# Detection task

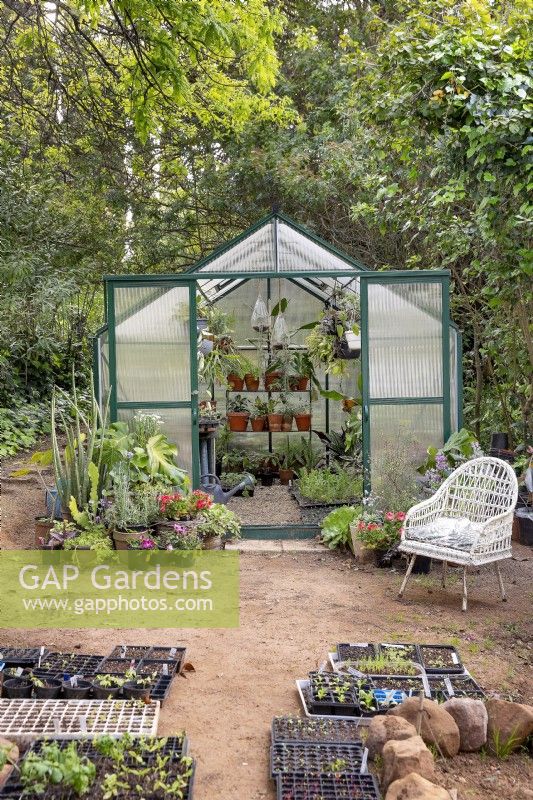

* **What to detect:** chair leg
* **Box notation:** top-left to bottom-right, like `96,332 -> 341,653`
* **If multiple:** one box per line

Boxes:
398,555 -> 416,598
462,567 -> 468,612
442,560 -> 447,588
494,562 -> 507,602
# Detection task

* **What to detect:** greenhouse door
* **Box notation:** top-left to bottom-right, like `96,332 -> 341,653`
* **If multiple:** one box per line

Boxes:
360,272 -> 451,495
107,280 -> 199,485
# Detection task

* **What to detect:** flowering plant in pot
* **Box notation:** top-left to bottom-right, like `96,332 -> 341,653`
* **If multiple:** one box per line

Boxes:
355,511 -> 405,566
196,503 -> 241,549
159,490 -> 212,521
227,394 -> 250,432
156,524 -> 203,550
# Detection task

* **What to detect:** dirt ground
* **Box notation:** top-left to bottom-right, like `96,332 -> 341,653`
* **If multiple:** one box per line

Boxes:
1,450 -> 532,800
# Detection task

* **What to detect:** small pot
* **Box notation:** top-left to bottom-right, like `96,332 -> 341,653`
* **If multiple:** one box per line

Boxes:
516,510 -> 533,546
34,678 -> 62,699
250,416 -> 266,432
227,374 -> 244,391
92,682 -> 121,699
62,680 -> 92,699
244,374 -> 260,391
412,555 -> 432,574
264,371 -> 282,391
260,472 -> 275,487
297,376 -> 309,392
281,414 -> 293,432
288,377 -> 301,392
113,528 -> 152,551
278,468 -> 294,485
35,517 -> 54,547
202,534 -> 222,550
490,432 -> 509,451
267,413 -> 283,432
334,336 -> 360,360
227,412 -> 249,432
2,679 -> 32,699
123,681 -> 151,701
294,413 -> 311,432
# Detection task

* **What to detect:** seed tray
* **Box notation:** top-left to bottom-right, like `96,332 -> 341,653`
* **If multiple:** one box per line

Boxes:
0,698 -> 159,739
109,645 -> 152,660
336,644 -> 377,664
276,772 -> 381,800
0,648 -> 48,667
98,658 -> 141,674
272,717 -> 363,745
308,673 -> 360,716
377,643 -> 420,663
446,675 -> 486,699
418,645 -> 464,675
149,674 -> 173,704
137,659 -> 178,677
271,742 -> 365,777
367,675 -> 429,696
37,653 -> 105,677
291,487 -> 359,509
426,677 -> 450,703
146,646 -> 186,665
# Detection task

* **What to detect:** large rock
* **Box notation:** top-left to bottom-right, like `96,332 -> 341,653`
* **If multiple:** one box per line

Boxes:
385,772 -> 451,800
442,698 -> 487,752
486,699 -> 533,754
0,738 -> 18,790
367,715 -> 418,760
389,698 -> 460,757
382,736 -> 436,790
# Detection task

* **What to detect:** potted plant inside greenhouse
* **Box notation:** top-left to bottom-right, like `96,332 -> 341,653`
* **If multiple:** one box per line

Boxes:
227,394 -> 251,432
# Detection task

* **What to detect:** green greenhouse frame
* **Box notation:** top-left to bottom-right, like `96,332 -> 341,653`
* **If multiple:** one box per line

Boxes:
93,212 -> 462,538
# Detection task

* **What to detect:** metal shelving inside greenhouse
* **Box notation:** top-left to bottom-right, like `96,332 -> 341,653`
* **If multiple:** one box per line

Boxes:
93,211 -> 462,538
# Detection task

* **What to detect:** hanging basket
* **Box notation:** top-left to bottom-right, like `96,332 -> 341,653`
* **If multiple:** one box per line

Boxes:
251,293 -> 270,332
334,335 -> 361,360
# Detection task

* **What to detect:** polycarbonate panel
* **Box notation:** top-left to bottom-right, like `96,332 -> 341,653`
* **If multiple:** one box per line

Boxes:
450,327 -> 459,431
369,403 -> 443,489
114,286 -> 190,402
117,407 -> 193,477
278,221 -> 360,273
367,282 -> 443,398
195,221 -> 275,273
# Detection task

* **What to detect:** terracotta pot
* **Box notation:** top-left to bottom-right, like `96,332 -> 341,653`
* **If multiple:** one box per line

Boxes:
281,415 -> 293,432
113,529 -> 152,551
288,377 -> 300,391
267,413 -> 283,432
264,371 -> 282,391
35,517 -> 54,547
250,416 -> 266,432
202,534 -> 222,550
278,468 -> 294,485
297,376 -> 309,391
244,374 -> 260,391
227,374 -> 244,391
342,398 -> 357,412
294,413 -> 311,432
227,412 -> 249,432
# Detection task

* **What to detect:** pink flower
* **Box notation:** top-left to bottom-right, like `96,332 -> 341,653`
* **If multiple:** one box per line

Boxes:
395,512 -> 406,521
367,523 -> 379,531
357,521 -> 366,530
385,512 -> 395,521
140,537 -> 156,549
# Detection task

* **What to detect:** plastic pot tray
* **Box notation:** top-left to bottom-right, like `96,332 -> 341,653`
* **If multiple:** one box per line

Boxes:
34,652 -> 105,677
296,681 -> 370,725
0,648 -> 49,667
276,772 -> 381,800
418,645 -> 465,675
272,717 -> 363,745
271,741 -> 366,777
0,698 -> 159,740
290,487 -> 360,509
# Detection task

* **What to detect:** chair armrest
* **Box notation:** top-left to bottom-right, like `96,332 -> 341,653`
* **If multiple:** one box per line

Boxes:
478,510 -> 514,539
402,491 -> 446,540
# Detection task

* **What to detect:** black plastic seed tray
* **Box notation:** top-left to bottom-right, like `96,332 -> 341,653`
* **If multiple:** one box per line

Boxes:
108,645 -> 152,660
146,646 -> 186,666
276,772 -> 381,800
447,675 -> 486,699
150,673 -> 173,704
308,673 -> 361,717
272,717 -> 363,745
418,644 -> 464,674
33,653 -> 105,677
0,647 -> 48,667
97,657 -> 140,674
137,659 -> 178,677
426,677 -> 449,703
336,643 -> 377,663
271,742 -> 365,777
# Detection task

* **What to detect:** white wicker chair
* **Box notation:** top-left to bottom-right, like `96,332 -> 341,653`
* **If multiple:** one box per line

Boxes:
398,457 -> 518,611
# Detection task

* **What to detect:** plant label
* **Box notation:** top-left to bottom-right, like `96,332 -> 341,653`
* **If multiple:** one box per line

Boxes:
15,667 -> 23,677
78,715 -> 88,733
170,648 -> 177,658
451,653 -> 459,664
162,664 -> 169,676
0,662 -> 4,672
120,645 -> 126,659
53,717 -> 61,733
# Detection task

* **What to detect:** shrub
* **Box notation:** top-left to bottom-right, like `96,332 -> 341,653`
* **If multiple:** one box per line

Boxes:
297,468 -> 361,504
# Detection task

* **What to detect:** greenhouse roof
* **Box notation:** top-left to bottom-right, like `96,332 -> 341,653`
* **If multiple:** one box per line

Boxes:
186,212 -> 369,276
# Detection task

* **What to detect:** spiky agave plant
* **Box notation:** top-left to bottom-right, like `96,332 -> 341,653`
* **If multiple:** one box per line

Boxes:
51,368 -> 111,513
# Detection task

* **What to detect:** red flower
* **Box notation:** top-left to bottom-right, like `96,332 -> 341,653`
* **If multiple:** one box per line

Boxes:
395,512 -> 406,521
385,511 -> 395,522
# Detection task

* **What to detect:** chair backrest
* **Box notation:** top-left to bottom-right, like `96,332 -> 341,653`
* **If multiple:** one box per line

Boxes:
441,457 -> 518,524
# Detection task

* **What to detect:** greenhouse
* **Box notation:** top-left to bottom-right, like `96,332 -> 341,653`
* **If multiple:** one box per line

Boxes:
94,212 -> 462,537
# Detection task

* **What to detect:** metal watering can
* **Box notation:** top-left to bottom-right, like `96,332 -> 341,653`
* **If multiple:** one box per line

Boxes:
200,473 -> 254,505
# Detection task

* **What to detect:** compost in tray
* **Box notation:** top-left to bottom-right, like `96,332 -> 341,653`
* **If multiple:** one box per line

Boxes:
418,645 -> 464,674
272,717 -> 363,744
276,772 -> 381,800
271,742 -> 365,777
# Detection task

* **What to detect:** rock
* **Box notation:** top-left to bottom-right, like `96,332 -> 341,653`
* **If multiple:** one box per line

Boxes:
486,699 -> 533,754
389,698 -> 460,757
385,772 -> 451,800
442,698 -> 487,751
0,738 -> 18,790
514,788 -> 533,800
382,736 -> 436,790
367,715 -> 418,760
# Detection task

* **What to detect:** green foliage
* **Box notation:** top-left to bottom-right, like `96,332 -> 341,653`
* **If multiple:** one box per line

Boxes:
297,467 -> 361,504
63,529 -> 114,559
21,740 -> 96,796
196,504 -> 242,540
0,403 -> 50,457
418,428 -> 481,473
320,505 -> 362,550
